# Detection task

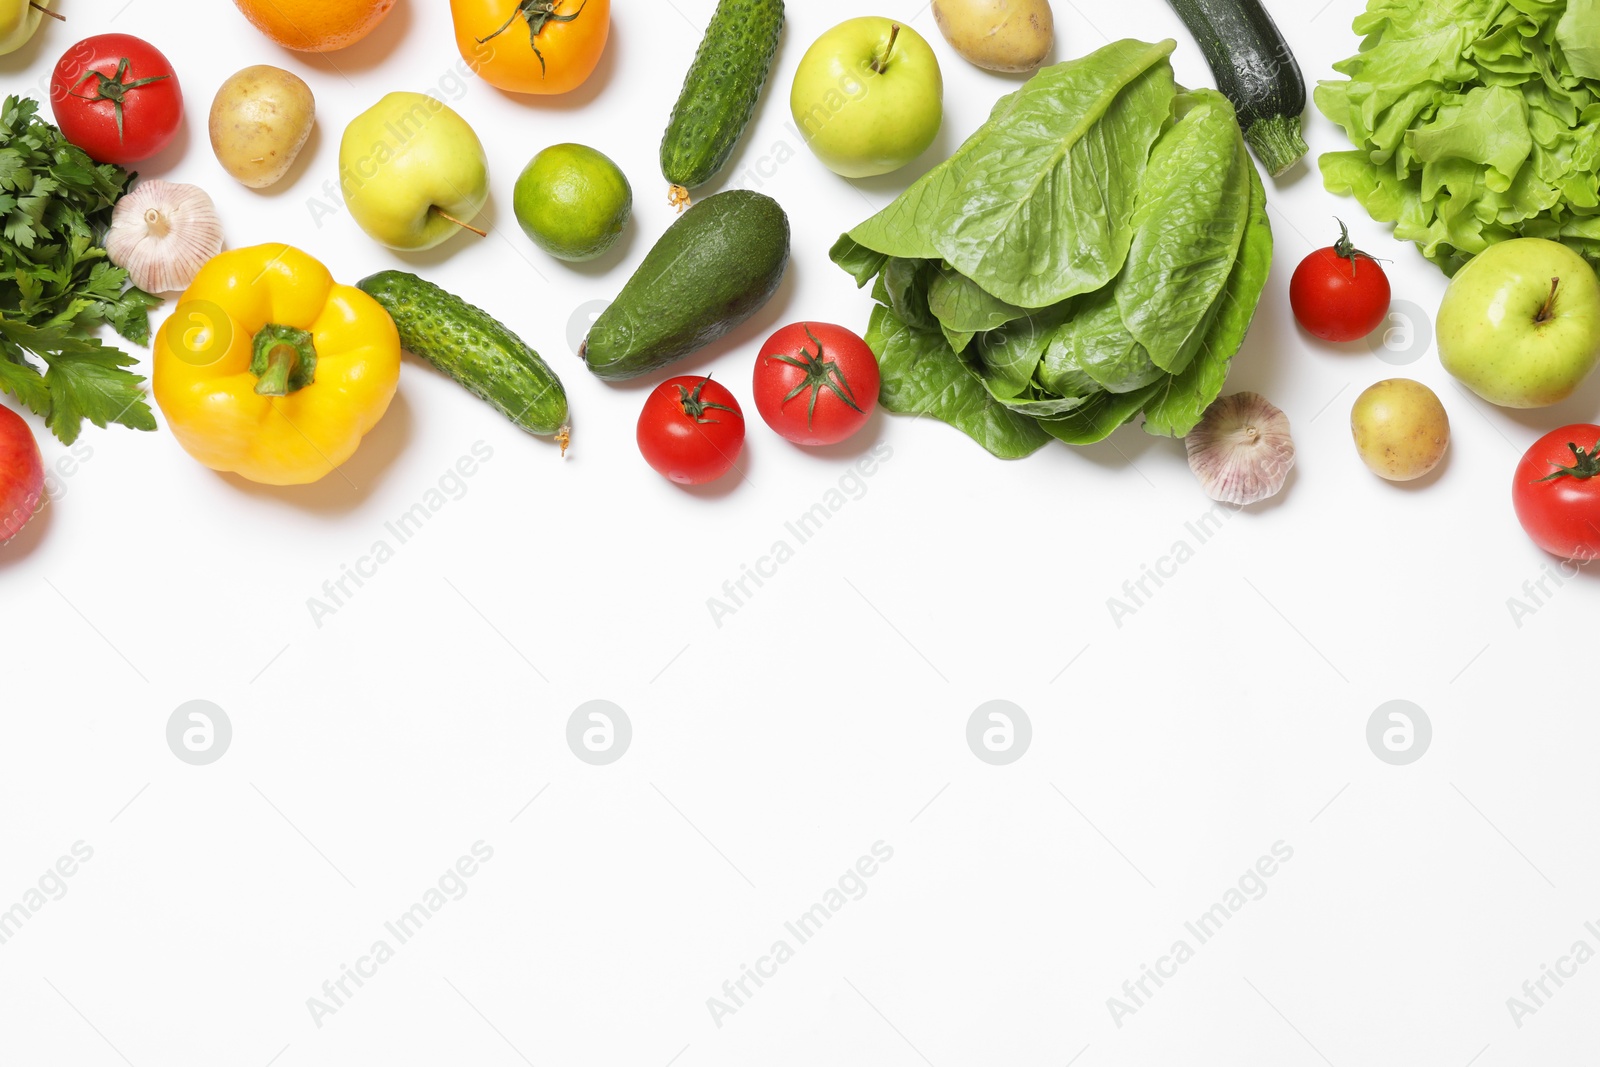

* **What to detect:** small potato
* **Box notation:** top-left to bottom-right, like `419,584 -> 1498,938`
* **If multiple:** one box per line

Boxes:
1351,379 -> 1450,482
932,0 -> 1054,74
209,65 -> 315,190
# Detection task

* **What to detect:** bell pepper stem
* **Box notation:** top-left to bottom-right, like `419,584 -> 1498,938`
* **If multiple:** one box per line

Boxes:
251,324 -> 318,397
255,345 -> 298,397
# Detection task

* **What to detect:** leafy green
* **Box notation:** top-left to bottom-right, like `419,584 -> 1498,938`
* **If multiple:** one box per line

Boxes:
1041,290 -> 1162,396
0,95 -> 161,444
847,38 -> 1179,308
1116,91 -> 1251,374
1317,0 -> 1600,275
1143,163 -> 1273,438
928,266 -> 1028,336
1039,381 -> 1165,446
865,305 -> 1051,459
1558,0 -> 1600,80
832,41 -> 1273,458
973,302 -> 1071,400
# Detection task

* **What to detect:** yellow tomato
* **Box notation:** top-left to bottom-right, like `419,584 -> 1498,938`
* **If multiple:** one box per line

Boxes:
451,0 -> 610,96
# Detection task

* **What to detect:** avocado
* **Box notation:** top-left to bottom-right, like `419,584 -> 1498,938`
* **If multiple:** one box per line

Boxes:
582,190 -> 790,381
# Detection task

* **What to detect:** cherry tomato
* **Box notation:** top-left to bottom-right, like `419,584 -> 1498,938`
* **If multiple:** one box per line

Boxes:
1512,424 -> 1600,560
50,34 -> 182,165
753,322 -> 880,446
1289,221 -> 1391,343
637,376 -> 745,486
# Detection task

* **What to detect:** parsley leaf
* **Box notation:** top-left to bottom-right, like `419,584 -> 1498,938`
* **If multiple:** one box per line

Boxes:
0,95 -> 164,443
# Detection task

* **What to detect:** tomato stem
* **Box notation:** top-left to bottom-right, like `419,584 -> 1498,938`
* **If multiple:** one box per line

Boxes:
771,325 -> 864,430
1536,439 -> 1600,482
678,377 -> 735,424
1536,278 -> 1560,325
1331,217 -> 1378,279
476,0 -> 587,78
68,57 -> 170,145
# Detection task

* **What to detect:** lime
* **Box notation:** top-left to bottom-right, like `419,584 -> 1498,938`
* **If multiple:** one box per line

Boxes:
513,144 -> 632,263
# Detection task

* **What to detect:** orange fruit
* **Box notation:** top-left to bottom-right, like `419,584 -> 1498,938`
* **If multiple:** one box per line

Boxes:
232,0 -> 397,52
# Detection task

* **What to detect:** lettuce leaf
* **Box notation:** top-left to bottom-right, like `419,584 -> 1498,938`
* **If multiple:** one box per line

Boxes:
848,38 -> 1178,308
1116,89 -> 1251,374
1142,162 -> 1274,438
1317,0 -> 1600,276
865,305 -> 1051,459
840,40 -> 1273,457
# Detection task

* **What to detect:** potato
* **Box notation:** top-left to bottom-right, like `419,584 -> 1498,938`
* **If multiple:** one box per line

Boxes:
1350,379 -> 1450,481
209,65 -> 315,190
932,0 -> 1054,74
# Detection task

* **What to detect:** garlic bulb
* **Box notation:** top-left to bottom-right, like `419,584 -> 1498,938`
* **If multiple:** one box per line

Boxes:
1184,392 -> 1295,506
105,181 -> 224,293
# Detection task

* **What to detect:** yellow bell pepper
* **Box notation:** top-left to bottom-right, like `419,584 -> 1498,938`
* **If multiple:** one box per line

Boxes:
154,245 -> 401,486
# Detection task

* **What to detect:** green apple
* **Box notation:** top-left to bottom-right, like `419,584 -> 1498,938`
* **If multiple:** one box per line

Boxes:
1438,238 -> 1600,408
0,0 -> 57,55
791,17 -> 943,179
339,92 -> 489,252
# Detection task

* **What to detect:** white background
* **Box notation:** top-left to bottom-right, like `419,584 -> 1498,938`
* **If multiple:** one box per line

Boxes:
2,0 -> 1597,1064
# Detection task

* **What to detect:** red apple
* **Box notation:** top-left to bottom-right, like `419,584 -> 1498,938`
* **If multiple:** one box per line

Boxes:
0,405 -> 44,542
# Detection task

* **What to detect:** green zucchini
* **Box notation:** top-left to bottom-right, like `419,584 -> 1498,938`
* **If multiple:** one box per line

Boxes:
659,0 -> 785,208
1165,0 -> 1307,177
357,271 -> 570,449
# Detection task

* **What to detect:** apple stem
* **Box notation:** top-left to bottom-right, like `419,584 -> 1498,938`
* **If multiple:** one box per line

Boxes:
31,2 -> 65,21
434,209 -> 487,239
1537,277 -> 1560,324
872,23 -> 901,75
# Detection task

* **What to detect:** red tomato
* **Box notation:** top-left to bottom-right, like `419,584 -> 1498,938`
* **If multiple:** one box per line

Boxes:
0,405 -> 45,544
1289,221 -> 1391,343
50,34 -> 182,165
1513,424 -> 1600,560
637,376 -> 745,486
753,322 -> 880,446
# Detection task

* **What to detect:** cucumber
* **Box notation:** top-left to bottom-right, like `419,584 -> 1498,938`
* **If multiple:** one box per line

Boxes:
357,271 -> 570,447
659,0 -> 785,208
582,189 -> 789,382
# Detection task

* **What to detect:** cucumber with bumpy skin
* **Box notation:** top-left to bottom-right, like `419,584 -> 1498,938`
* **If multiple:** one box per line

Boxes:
357,271 -> 570,448
659,0 -> 785,209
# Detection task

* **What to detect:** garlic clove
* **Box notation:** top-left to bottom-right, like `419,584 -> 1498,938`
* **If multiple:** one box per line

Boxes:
105,180 -> 225,294
1184,391 -> 1295,506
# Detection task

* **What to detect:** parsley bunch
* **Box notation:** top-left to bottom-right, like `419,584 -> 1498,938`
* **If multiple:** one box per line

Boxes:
0,95 -> 163,444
